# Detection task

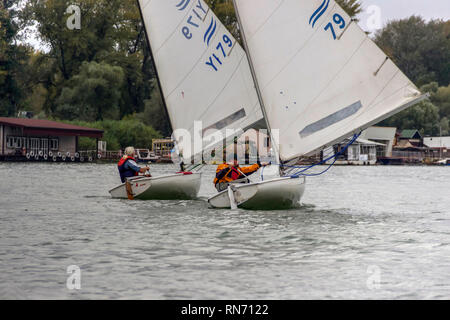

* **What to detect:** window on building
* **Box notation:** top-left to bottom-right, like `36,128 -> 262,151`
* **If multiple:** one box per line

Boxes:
6,137 -> 14,149
6,136 -> 25,149
50,139 -> 59,150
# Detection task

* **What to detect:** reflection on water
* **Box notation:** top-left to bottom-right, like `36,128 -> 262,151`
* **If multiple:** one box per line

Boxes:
0,163 -> 449,299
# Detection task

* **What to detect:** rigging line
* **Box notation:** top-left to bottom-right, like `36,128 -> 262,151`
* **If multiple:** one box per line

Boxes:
185,52 -> 248,133
151,0 -> 197,54
165,20 -> 222,99
290,133 -> 361,177
260,3 -> 337,94
285,36 -> 368,134
260,133 -> 360,180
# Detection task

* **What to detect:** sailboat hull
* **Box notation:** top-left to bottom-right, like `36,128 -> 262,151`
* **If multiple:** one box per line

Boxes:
109,173 -> 202,200
208,177 -> 306,210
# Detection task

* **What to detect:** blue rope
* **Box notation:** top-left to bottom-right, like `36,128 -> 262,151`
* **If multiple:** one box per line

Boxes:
259,132 -> 361,180
289,132 -> 361,178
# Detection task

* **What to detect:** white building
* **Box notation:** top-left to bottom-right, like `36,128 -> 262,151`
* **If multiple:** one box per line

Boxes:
325,138 -> 385,165
423,137 -> 450,159
423,137 -> 450,149
360,126 -> 397,157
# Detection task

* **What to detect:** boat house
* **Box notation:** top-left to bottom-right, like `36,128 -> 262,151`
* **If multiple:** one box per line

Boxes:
0,118 -> 103,161
360,126 -> 397,158
423,136 -> 450,159
152,138 -> 174,159
324,137 -> 385,165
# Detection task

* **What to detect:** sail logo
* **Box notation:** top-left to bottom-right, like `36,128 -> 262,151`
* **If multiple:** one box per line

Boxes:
176,0 -> 191,11
309,0 -> 330,28
176,0 -> 208,40
204,17 -> 217,46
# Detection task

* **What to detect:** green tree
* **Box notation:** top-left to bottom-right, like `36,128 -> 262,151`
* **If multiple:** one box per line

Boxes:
205,0 -> 239,40
432,85 -> 450,119
380,100 -> 441,136
0,0 -> 28,116
375,16 -> 450,87
21,0 -> 158,117
65,119 -> 162,151
55,61 -> 124,121
336,0 -> 363,19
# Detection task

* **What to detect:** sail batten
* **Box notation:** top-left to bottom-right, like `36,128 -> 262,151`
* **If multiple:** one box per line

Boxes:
233,0 -> 422,162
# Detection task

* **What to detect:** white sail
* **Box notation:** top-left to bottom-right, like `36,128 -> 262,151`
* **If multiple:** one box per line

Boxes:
233,0 -> 425,162
138,0 -> 264,161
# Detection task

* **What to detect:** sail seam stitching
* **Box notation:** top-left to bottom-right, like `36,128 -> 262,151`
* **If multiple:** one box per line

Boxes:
165,22 -> 221,99
261,3 -> 337,93
153,0 -> 197,54
286,36 -> 367,133
186,53 -> 249,132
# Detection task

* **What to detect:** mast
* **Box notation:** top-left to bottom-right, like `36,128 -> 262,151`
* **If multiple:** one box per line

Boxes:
136,0 -> 173,133
231,0 -> 282,167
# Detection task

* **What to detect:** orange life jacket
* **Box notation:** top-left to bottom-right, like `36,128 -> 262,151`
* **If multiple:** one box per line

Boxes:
213,163 -> 260,185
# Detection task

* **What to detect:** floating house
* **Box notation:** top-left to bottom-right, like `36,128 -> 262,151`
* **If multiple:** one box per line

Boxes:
398,129 -> 423,147
152,138 -> 174,159
0,118 -> 103,162
360,126 -> 397,158
324,137 -> 385,165
423,136 -> 450,159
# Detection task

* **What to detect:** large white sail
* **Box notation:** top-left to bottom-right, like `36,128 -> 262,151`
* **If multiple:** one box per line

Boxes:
138,0 -> 264,161
233,0 -> 425,162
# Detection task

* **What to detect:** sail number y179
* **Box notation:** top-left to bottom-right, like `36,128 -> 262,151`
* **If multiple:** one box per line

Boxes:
206,35 -> 233,72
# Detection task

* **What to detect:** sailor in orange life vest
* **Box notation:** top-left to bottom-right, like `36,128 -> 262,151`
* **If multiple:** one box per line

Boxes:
214,158 -> 269,192
118,146 -> 151,183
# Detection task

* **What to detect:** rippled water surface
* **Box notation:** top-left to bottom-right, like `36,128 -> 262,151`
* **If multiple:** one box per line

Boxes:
0,163 -> 449,299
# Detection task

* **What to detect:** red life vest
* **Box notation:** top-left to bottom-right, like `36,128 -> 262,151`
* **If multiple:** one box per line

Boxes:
118,155 -> 137,167
118,156 -> 139,183
229,167 -> 241,180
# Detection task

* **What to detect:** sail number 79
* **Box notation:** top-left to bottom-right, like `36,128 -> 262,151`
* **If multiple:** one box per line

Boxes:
324,13 -> 346,40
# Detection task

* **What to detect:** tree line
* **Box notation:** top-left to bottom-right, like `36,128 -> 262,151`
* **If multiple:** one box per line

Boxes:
0,0 -> 449,152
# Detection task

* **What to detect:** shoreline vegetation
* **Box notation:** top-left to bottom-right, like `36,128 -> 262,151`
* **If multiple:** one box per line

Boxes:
61,118 -> 162,151
0,0 -> 449,148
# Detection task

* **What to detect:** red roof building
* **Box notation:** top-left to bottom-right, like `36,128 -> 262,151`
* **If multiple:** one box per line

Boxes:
0,118 -> 103,161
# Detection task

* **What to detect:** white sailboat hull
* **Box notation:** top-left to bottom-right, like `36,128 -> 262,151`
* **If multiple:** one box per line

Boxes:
208,177 -> 306,210
109,173 -> 202,200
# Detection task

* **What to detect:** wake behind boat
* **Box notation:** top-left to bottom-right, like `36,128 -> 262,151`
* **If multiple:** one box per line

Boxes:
109,172 -> 201,200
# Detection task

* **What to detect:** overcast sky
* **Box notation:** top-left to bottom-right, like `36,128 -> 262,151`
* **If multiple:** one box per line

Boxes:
359,0 -> 450,31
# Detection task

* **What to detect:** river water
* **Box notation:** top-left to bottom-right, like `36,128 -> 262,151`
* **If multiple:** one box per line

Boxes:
0,163 -> 449,299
